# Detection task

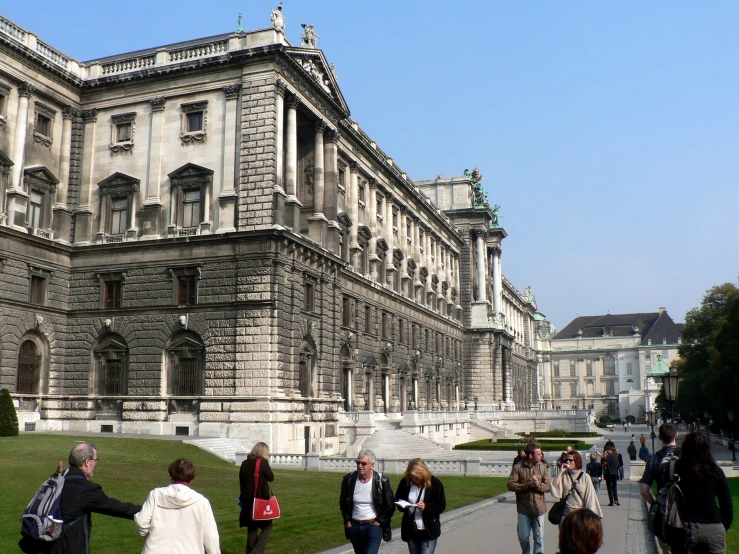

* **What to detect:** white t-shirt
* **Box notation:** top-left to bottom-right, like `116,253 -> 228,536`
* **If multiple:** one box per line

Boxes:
352,477 -> 377,521
409,483 -> 426,530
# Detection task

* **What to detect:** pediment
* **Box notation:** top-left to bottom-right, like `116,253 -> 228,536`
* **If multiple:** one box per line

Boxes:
168,163 -> 214,182
24,166 -> 59,186
98,172 -> 139,190
337,211 -> 352,228
285,49 -> 349,114
358,225 -> 372,240
0,148 -> 12,167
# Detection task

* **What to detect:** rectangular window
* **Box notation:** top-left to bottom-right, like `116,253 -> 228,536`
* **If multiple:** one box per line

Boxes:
425,329 -> 429,351
358,183 -> 366,203
187,111 -> 204,132
381,312 -> 388,339
342,296 -> 350,327
105,281 -> 122,309
554,383 -> 561,398
412,325 -> 418,348
570,362 -> 576,377
110,197 -> 128,235
28,191 -> 43,229
554,362 -> 560,378
338,167 -> 346,189
36,113 -> 52,136
304,282 -> 314,311
177,276 -> 197,306
626,362 -> 633,375
392,209 -> 398,227
365,306 -> 372,333
446,338 -> 450,357
586,360 -> 593,376
399,319 -> 405,343
182,190 -> 201,228
436,334 -> 441,354
116,122 -> 132,142
662,350 -> 669,359
30,276 -> 46,305
606,381 -> 615,396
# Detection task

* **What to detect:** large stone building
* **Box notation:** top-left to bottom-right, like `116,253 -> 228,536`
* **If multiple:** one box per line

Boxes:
548,309 -> 684,421
0,11 -> 552,453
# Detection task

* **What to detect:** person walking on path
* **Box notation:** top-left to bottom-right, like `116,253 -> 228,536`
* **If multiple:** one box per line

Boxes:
623,421 -> 628,433
556,509 -> 604,554
24,442 -> 142,554
550,452 -> 603,524
239,442 -> 275,554
507,442 -> 552,554
639,423 -> 680,554
639,435 -> 649,461
585,453 -> 603,494
626,440 -> 637,461
135,458 -> 220,554
394,458 -> 446,554
339,449 -> 395,554
513,449 -> 526,467
603,447 -> 621,506
667,432 -> 733,554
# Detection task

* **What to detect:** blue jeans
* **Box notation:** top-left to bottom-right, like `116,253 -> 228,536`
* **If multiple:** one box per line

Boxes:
407,536 -> 438,554
347,521 -> 383,554
517,512 -> 545,554
591,477 -> 601,494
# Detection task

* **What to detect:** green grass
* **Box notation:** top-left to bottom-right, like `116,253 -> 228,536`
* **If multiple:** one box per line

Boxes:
0,435 -> 509,554
728,478 -> 739,553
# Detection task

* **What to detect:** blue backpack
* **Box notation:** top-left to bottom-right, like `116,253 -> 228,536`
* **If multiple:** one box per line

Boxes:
21,467 -> 84,542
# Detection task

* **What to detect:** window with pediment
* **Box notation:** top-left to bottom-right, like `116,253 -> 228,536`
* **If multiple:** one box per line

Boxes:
93,334 -> 128,395
167,331 -> 205,396
97,173 -> 139,242
358,225 -> 371,274
168,164 -> 213,236
23,167 -> 58,238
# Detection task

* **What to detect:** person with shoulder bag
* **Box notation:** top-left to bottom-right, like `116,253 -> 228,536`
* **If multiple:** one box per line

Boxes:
239,442 -> 275,554
394,458 -> 446,554
550,452 -> 602,525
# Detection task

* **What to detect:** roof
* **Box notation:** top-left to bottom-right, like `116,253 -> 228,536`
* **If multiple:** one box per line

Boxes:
553,310 -> 683,346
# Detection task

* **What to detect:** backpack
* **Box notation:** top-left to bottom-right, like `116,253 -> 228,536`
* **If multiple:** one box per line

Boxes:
647,457 -> 692,549
21,467 -> 83,542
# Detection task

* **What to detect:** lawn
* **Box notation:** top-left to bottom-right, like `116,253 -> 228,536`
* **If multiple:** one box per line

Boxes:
0,435 -> 509,554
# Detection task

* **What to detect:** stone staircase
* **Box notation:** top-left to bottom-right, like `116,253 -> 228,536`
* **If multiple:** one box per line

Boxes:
359,424 -> 465,461
183,437 -> 250,463
469,418 -> 518,441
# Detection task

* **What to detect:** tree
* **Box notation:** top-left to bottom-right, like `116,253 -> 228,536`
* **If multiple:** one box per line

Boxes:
674,282 -> 739,431
0,388 -> 19,436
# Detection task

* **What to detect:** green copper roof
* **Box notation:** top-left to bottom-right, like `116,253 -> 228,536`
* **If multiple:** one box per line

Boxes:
647,354 -> 670,377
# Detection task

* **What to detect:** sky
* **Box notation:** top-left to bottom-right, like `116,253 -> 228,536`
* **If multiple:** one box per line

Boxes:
4,1 -> 739,330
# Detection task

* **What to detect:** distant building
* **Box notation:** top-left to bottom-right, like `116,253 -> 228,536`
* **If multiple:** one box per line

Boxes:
548,308 -> 683,420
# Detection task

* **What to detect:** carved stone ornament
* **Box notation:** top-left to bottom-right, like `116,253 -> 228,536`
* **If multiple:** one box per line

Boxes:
103,318 -> 112,331
412,350 -> 421,362
178,314 -> 188,329
304,158 -> 314,195
300,23 -> 320,48
490,245 -> 502,256
341,331 -> 355,350
293,54 -> 331,94
62,106 -> 79,120
419,266 -> 429,280
81,108 -> 98,123
18,82 -> 36,98
35,315 -> 43,329
382,342 -> 392,359
223,83 -> 242,100
271,3 -> 285,32
298,318 -> 319,347
407,258 -> 417,273
150,97 -> 166,112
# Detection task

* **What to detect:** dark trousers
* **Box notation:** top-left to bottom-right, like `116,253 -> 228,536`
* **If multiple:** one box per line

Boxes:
247,521 -> 273,554
605,474 -> 619,504
347,521 -> 383,554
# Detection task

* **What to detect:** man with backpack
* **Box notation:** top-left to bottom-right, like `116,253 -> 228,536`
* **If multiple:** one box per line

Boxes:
639,423 -> 680,554
20,442 -> 141,553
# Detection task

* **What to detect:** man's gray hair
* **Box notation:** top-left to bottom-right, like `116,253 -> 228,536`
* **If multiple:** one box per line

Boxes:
356,449 -> 376,464
69,442 -> 96,467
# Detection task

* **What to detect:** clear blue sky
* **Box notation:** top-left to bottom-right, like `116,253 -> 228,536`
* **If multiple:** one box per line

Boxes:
5,1 -> 739,330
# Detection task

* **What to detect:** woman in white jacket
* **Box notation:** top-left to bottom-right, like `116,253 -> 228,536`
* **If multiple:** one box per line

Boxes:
550,451 -> 603,524
135,458 -> 220,554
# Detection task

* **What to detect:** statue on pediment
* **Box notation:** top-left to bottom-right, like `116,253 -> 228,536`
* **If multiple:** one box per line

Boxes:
271,3 -> 285,32
301,23 -> 320,48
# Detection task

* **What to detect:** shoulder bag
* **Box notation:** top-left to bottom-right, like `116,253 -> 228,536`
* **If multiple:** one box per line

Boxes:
548,472 -> 583,525
252,458 -> 281,521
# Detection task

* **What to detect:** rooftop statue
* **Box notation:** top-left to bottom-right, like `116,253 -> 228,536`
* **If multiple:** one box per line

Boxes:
301,23 -> 320,48
271,3 -> 285,33
464,167 -> 500,227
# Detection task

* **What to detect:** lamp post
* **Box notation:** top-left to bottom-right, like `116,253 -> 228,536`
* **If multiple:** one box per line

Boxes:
647,409 -> 656,454
729,410 -> 736,462
660,368 -> 680,423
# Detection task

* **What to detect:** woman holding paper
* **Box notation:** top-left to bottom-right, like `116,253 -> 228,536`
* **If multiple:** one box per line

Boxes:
394,458 -> 446,554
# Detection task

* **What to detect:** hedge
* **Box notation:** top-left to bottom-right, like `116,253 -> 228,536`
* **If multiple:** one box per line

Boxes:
520,430 -> 600,438
0,388 -> 19,436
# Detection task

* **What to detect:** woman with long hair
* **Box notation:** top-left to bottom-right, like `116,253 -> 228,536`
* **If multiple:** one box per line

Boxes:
668,432 -> 733,554
394,458 -> 446,554
550,452 -> 602,524
239,442 -> 275,554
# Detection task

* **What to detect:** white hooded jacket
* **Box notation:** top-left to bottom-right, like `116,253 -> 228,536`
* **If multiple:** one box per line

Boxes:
135,484 -> 220,554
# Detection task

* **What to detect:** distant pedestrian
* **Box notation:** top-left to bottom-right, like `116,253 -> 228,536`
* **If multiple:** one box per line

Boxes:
617,451 -> 624,480
639,442 -> 649,461
627,440 -> 637,461
394,458 -> 446,554
240,442 -> 275,554
603,448 -> 621,506
550,452 -> 602,524
585,454 -> 603,494
507,442 -> 552,554
623,421 -> 628,433
627,421 -> 631,432
556,508 -> 603,554
513,449 -> 526,467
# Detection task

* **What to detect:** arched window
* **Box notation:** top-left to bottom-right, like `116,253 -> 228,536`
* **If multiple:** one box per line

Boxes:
17,340 -> 41,393
93,335 -> 128,395
167,331 -> 205,396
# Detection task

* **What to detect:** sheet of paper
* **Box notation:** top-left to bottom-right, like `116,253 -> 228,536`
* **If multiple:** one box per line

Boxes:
394,499 -> 417,509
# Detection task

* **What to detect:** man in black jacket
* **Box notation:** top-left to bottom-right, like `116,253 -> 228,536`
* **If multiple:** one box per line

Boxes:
50,442 -> 141,553
339,449 -> 395,554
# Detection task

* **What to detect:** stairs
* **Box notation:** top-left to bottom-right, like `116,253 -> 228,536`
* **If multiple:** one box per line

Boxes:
183,437 -> 250,463
470,418 -> 518,440
359,425 -> 464,461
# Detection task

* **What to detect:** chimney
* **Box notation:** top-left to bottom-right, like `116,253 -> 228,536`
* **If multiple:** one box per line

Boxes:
658,307 -> 666,315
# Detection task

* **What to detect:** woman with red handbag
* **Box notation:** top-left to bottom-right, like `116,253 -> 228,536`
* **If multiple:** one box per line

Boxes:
239,442 -> 275,554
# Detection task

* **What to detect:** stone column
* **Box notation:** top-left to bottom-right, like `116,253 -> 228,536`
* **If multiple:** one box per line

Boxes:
324,129 -> 341,254
348,161 -> 360,267
218,84 -> 241,233
503,347 -> 512,407
95,190 -> 107,241
127,186 -> 139,239
475,230 -> 488,302
6,82 -> 34,230
142,97 -> 165,237
400,207 -> 410,296
308,120 -> 327,246
413,218 -> 423,300
384,193 -> 394,285
52,106 -> 76,241
74,108 -> 98,244
445,245 -> 453,309
368,179 -> 379,281
284,95 -> 301,231
493,245 -> 503,316
271,80 -> 286,228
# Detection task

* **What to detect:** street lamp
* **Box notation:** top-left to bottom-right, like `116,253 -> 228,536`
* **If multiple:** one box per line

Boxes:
729,410 -> 736,462
661,369 -> 680,423
647,409 -> 656,454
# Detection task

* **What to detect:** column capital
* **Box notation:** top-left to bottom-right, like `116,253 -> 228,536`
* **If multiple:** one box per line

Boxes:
325,129 -> 341,143
286,94 -> 301,109
81,108 -> 98,123
18,82 -> 35,98
490,245 -> 502,255
399,205 -> 408,214
149,97 -> 166,112
223,83 -> 242,100
472,227 -> 488,239
349,160 -> 359,171
62,106 -> 79,120
275,78 -> 287,97
368,177 -> 379,189
314,120 -> 327,134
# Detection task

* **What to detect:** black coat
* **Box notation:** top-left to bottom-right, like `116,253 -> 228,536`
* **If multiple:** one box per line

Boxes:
42,466 -> 140,554
239,457 -> 275,527
394,476 -> 446,542
339,470 -> 395,540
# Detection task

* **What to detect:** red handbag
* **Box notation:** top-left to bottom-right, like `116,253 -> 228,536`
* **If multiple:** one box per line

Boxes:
252,458 -> 280,521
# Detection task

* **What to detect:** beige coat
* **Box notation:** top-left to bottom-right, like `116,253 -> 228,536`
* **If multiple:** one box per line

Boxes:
507,462 -> 552,516
550,469 -> 603,518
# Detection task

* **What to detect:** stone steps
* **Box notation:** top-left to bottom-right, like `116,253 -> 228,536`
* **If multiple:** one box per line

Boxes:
360,429 -> 464,461
183,437 -> 249,463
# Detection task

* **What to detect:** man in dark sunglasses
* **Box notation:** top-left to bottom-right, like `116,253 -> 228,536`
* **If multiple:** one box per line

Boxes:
339,449 -> 395,554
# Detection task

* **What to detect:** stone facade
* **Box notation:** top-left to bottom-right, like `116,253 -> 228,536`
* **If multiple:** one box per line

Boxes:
0,14 -> 551,454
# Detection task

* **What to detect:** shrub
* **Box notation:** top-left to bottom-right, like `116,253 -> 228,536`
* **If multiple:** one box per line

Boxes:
625,415 -> 636,424
0,388 -> 19,436
522,430 -> 600,438
599,415 -> 612,424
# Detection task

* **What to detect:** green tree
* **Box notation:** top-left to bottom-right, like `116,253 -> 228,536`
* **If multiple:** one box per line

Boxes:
674,282 -> 739,430
0,387 -> 19,436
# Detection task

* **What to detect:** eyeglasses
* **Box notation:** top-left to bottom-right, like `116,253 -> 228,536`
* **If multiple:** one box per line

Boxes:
356,461 -> 371,466
90,457 -> 99,463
